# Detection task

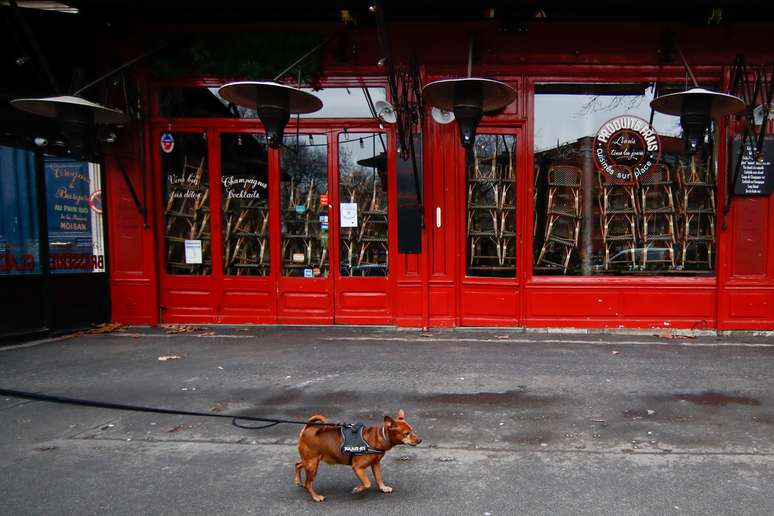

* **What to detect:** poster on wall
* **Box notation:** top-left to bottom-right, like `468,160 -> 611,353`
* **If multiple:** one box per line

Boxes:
732,136 -> 774,196
45,158 -> 105,273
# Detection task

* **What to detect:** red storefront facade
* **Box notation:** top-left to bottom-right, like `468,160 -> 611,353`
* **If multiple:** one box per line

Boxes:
105,20 -> 774,331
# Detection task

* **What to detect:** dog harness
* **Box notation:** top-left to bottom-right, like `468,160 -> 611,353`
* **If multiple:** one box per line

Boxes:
340,423 -> 385,463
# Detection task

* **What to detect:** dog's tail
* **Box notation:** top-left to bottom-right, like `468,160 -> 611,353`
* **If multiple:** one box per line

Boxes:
300,415 -> 328,438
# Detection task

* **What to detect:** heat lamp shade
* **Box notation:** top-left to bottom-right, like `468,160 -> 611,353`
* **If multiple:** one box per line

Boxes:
650,88 -> 746,118
357,152 -> 387,170
10,95 -> 129,125
217,81 -> 322,114
422,78 -> 516,113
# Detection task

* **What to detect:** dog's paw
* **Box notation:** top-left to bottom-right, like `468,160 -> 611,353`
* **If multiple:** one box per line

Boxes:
352,485 -> 369,494
312,494 -> 326,502
379,485 -> 393,493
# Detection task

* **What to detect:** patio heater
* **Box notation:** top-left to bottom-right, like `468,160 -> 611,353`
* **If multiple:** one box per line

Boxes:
422,38 -> 516,147
10,95 -> 129,155
217,81 -> 323,148
650,48 -> 745,154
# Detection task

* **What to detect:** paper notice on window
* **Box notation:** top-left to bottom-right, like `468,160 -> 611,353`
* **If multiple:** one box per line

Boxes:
340,203 -> 358,227
184,239 -> 203,264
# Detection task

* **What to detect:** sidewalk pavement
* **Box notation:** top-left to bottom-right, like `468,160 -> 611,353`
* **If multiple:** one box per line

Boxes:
2,326 -> 774,515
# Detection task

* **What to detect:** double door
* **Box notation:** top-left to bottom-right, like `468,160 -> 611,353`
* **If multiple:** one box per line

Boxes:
155,127 -> 394,324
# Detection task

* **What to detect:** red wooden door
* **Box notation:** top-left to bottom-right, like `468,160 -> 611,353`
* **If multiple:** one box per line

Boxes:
331,128 -> 395,324
456,129 -> 524,326
275,132 -> 335,324
155,128 -> 221,323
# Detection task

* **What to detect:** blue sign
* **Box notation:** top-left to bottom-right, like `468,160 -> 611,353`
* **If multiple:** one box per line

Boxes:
45,159 -> 103,272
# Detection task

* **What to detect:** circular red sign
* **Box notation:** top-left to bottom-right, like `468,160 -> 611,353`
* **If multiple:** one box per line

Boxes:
593,116 -> 661,184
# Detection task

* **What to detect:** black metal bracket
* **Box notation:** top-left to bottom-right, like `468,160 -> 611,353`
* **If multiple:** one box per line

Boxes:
723,56 -> 774,229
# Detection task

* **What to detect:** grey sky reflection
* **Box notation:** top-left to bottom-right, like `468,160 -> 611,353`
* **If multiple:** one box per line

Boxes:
534,84 -> 682,152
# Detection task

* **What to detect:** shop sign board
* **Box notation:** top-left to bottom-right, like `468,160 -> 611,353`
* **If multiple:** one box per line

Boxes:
732,135 -> 774,196
593,116 -> 661,183
45,159 -> 105,273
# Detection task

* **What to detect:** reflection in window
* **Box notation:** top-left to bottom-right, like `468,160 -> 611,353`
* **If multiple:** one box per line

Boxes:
280,134 -> 329,277
338,132 -> 388,277
533,83 -> 716,276
160,87 -> 386,119
162,132 -> 210,275
0,146 -> 39,275
467,135 -> 517,277
45,159 -> 105,274
221,133 -> 269,276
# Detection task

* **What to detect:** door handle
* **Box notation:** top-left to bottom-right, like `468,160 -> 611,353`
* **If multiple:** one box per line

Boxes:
436,207 -> 442,228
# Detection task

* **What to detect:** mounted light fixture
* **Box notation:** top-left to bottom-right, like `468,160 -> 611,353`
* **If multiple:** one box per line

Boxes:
218,81 -> 322,148
650,87 -> 745,154
10,95 -> 129,155
374,100 -> 397,124
431,106 -> 455,124
422,37 -> 516,147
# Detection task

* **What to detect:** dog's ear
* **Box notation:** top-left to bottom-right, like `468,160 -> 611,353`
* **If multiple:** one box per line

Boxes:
397,409 -> 406,421
384,415 -> 395,428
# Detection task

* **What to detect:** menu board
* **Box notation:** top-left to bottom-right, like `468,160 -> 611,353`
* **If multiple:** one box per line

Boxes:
732,136 -> 774,196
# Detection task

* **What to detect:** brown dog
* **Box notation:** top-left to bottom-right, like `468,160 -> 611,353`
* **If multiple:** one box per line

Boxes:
294,409 -> 421,502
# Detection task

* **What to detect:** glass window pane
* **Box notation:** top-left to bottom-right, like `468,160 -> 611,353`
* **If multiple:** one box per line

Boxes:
162,132 -> 211,275
45,158 -> 106,274
160,87 -> 386,119
467,135 -> 517,277
280,134 -> 329,277
221,133 -> 270,276
338,132 -> 388,277
533,83 -> 717,276
0,146 -> 40,275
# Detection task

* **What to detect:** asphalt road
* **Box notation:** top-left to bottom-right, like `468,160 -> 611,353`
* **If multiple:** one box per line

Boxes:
2,326 -> 774,515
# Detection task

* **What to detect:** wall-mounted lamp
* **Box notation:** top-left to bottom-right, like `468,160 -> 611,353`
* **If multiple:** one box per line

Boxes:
650,87 -> 745,154
218,81 -> 323,148
374,100 -> 397,124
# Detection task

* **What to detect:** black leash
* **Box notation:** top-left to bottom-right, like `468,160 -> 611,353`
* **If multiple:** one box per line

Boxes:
0,388 -> 342,430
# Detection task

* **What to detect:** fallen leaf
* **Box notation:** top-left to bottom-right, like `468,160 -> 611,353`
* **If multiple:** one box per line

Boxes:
82,322 -> 125,335
494,335 -> 509,340
199,331 -> 216,337
163,324 -> 207,334
158,355 -> 181,361
419,332 -> 433,337
611,350 -> 621,355
165,425 -> 183,433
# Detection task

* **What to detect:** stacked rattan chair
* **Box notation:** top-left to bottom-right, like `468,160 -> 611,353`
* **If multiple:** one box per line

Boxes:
677,157 -> 716,269
639,163 -> 677,269
598,167 -> 638,270
535,164 -> 583,274
164,156 -> 211,274
467,140 -> 516,275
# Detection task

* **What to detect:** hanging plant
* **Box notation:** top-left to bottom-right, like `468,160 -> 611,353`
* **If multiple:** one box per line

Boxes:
150,32 -> 323,83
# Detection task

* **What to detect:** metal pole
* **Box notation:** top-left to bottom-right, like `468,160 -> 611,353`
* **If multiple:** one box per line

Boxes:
676,46 -> 700,89
73,45 -> 166,96
273,34 -> 336,82
467,36 -> 473,78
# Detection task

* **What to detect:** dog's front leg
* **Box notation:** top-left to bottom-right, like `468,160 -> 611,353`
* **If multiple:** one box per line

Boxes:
351,465 -> 372,494
371,461 -> 393,493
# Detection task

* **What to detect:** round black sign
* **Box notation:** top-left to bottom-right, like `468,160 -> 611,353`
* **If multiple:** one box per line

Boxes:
593,116 -> 661,183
